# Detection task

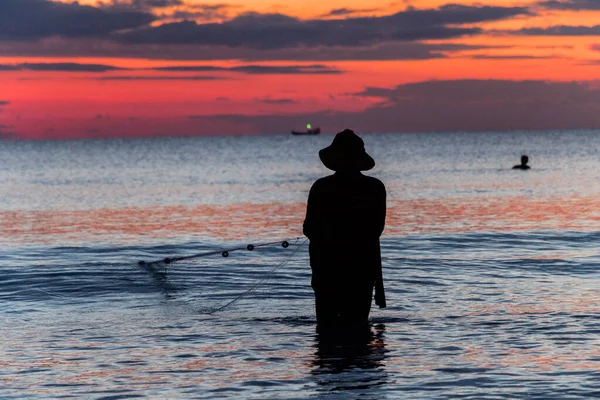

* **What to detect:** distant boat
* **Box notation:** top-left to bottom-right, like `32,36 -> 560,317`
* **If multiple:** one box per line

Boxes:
291,127 -> 320,135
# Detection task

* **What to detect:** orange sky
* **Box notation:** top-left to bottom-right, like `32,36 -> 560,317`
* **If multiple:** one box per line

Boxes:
2,0 -> 600,139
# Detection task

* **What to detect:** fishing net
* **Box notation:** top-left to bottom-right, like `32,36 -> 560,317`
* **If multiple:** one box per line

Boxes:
137,237 -> 309,314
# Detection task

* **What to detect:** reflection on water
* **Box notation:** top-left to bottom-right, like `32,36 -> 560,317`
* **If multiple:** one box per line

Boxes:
311,324 -> 388,398
2,132 -> 600,398
1,194 -> 599,246
2,231 -> 600,398
1,131 -> 599,247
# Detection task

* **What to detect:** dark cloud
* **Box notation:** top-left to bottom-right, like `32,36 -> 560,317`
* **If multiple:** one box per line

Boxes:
321,8 -> 379,17
354,80 -> 600,104
0,63 -> 123,72
141,0 -> 182,7
538,0 -> 600,10
0,62 -> 342,74
0,101 -> 10,106
254,97 -> 296,105
0,65 -> 20,71
231,65 -> 342,74
0,124 -> 16,139
96,75 -> 222,80
115,5 -> 530,48
164,10 -> 225,21
0,2 -> 529,60
200,80 -> 600,133
517,25 -> 600,35
469,54 -> 555,59
136,42 -> 466,61
104,0 -> 183,11
151,64 -> 343,74
229,42 -> 482,61
0,36 -> 493,61
151,65 -> 221,71
160,4 -> 233,21
0,0 -> 155,40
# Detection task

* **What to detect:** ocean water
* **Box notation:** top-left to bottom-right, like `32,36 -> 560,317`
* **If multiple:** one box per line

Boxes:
1,130 -> 600,399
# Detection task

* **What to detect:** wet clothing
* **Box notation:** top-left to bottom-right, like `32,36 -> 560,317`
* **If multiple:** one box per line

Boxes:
303,171 -> 386,327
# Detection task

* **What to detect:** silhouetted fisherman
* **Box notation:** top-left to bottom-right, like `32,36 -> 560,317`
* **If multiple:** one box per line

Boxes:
303,129 -> 386,328
513,155 -> 531,170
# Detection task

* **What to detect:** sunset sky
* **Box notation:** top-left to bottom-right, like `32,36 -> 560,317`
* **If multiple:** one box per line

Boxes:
2,0 -> 600,139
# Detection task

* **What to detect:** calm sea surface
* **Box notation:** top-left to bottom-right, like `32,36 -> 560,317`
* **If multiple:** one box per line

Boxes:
1,131 -> 600,399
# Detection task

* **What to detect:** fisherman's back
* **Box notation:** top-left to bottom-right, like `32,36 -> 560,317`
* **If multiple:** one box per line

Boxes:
303,129 -> 387,327
303,172 -> 386,243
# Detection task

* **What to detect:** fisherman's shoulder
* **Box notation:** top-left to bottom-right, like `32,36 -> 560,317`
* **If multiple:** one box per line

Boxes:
309,175 -> 336,191
313,174 -> 337,185
362,175 -> 386,191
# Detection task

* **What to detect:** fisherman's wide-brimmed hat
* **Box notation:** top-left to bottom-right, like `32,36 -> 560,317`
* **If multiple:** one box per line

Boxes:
319,129 -> 375,171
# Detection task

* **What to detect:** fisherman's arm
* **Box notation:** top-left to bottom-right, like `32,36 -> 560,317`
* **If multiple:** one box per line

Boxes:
303,184 -> 320,240
374,181 -> 387,308
376,182 -> 387,236
363,179 -> 386,237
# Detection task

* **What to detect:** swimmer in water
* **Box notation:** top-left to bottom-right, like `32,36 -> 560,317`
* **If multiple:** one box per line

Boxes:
513,155 -> 530,170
